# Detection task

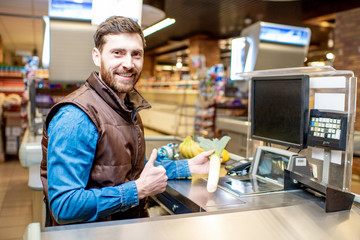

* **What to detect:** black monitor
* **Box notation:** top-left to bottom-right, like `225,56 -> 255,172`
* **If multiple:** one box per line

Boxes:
251,75 -> 309,149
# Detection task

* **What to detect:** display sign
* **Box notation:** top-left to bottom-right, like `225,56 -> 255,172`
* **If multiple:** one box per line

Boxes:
259,22 -> 310,46
48,0 -> 143,25
49,0 -> 93,20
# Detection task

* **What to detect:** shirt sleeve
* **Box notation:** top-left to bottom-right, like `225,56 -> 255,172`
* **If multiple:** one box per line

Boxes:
154,159 -> 192,179
47,105 -> 139,225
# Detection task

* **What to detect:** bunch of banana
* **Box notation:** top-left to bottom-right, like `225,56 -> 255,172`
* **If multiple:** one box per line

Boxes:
179,136 -> 204,158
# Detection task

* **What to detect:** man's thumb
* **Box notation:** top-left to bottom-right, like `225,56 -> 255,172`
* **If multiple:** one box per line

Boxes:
147,148 -> 157,166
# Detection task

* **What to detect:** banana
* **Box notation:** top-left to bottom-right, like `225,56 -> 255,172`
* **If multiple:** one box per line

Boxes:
187,140 -> 197,158
180,136 -> 192,158
183,139 -> 191,158
179,140 -> 186,155
191,142 -> 204,157
179,136 -> 205,159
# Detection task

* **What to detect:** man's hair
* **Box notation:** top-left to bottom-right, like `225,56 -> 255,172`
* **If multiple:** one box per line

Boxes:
93,16 -> 146,52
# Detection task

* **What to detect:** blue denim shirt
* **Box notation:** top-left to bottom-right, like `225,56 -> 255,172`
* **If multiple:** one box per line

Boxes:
47,105 -> 191,224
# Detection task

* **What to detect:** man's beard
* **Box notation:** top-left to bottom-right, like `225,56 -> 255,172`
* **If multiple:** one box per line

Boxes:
100,62 -> 140,94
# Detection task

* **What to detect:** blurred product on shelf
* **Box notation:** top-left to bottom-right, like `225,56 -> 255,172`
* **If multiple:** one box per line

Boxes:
0,65 -> 23,77
1,93 -> 24,160
194,64 -> 225,139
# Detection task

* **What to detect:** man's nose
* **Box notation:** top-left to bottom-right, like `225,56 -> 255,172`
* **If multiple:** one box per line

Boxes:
122,54 -> 134,69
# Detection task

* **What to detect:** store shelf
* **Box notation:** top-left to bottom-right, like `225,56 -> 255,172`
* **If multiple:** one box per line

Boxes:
139,89 -> 198,94
0,74 -> 23,78
193,79 -> 216,139
0,87 -> 25,93
194,113 -> 214,119
36,88 -> 77,96
0,76 -> 25,94
139,80 -> 199,87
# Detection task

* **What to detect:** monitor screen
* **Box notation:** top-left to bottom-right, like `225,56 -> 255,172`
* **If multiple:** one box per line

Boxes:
251,75 -> 309,149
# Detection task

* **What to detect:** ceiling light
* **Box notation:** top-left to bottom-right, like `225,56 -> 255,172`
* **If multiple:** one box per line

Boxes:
176,57 -> 183,68
309,61 -> 326,67
176,62 -> 183,69
320,21 -> 331,28
326,52 -> 334,60
143,18 -> 175,37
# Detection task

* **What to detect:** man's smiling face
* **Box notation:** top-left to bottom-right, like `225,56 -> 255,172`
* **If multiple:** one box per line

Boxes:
93,33 -> 144,96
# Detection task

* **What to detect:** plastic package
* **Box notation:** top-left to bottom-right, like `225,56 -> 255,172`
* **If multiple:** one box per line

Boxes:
157,143 -> 180,160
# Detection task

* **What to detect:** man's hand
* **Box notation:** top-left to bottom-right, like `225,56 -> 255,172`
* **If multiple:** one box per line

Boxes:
188,150 -> 215,175
135,149 -> 168,199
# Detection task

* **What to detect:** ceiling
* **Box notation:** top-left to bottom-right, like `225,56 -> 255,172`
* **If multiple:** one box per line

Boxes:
0,0 -> 47,59
1,0 -> 360,65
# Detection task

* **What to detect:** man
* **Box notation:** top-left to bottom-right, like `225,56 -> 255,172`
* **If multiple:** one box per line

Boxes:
40,16 -> 214,226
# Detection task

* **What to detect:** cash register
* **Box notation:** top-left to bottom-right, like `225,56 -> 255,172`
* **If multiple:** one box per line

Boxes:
218,75 -> 311,195
218,73 -> 355,212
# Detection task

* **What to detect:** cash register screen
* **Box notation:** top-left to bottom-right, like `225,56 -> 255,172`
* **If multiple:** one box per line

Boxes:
251,75 -> 309,149
257,150 -> 289,183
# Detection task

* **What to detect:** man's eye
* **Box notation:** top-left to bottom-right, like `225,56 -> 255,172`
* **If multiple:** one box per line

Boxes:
113,50 -> 125,55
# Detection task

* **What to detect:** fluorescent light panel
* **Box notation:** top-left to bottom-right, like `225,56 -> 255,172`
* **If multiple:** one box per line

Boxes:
143,18 -> 175,37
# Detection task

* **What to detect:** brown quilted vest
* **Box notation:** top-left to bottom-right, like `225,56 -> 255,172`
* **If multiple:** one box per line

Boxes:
40,72 -> 151,226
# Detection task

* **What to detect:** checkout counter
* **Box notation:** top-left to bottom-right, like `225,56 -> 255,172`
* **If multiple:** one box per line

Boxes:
22,135 -> 360,240
22,67 -> 360,239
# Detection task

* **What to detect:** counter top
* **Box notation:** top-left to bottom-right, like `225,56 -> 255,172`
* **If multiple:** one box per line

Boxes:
163,177 -> 323,212
28,164 -> 42,191
34,193 -> 360,240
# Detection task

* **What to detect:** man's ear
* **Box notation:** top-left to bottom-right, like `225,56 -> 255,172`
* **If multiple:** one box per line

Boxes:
92,48 -> 101,67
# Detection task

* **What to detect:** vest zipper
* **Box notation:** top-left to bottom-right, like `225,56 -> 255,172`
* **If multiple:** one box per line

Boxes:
131,110 -> 139,180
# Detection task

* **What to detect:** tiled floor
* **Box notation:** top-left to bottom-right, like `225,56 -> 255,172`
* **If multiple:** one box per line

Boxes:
0,127 -> 359,240
0,159 -> 32,240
